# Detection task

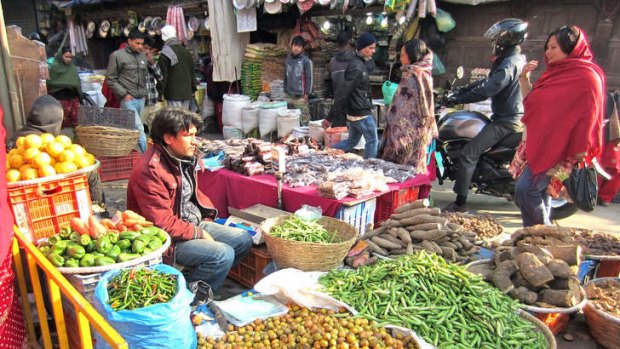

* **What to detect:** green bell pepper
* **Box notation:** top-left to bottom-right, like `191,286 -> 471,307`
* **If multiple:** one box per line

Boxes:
51,241 -> 68,256
95,236 -> 111,254
117,253 -> 141,263
79,254 -> 96,267
64,258 -> 80,268
142,247 -> 153,255
140,226 -> 160,236
38,246 -> 51,256
79,234 -> 92,247
69,231 -> 81,244
135,234 -> 152,245
86,240 -> 96,253
116,239 -> 131,250
119,231 -> 141,241
67,245 -> 86,259
58,226 -> 73,239
48,235 -> 63,245
95,256 -> 116,266
47,253 -> 65,267
131,239 -> 145,254
156,229 -> 168,243
106,245 -> 121,261
107,232 -> 119,244
148,238 -> 162,250
91,252 -> 104,257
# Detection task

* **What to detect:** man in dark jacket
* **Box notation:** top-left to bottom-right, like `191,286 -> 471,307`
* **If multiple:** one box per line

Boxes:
126,108 -> 252,291
158,25 -> 197,111
323,32 -> 378,159
106,29 -> 149,152
328,32 -> 355,127
444,18 -> 528,212
284,36 -> 313,124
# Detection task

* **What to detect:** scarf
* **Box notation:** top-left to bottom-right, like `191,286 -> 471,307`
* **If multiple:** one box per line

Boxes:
522,28 -> 605,175
47,52 -> 82,95
381,52 -> 436,172
161,39 -> 181,67
15,95 -> 64,138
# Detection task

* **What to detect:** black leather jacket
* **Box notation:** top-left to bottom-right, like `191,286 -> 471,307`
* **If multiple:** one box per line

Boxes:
453,47 -> 526,123
329,53 -> 375,126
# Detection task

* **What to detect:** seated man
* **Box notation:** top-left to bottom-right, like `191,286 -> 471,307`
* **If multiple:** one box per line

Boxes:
126,108 -> 252,291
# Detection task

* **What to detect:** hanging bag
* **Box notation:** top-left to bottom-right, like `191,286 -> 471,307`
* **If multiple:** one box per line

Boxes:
563,162 -> 598,212
382,63 -> 399,106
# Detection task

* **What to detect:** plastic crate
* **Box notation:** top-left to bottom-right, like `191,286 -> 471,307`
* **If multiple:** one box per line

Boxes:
334,198 -> 376,236
228,245 -> 272,288
8,174 -> 92,242
374,186 -> 420,225
97,150 -> 141,182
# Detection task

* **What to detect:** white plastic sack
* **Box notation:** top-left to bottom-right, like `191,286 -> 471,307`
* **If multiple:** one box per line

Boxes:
292,126 -> 309,138
222,94 -> 250,130
259,106 -> 286,137
222,125 -> 244,140
276,109 -> 301,137
308,120 -> 325,143
202,96 -> 215,118
241,103 -> 261,134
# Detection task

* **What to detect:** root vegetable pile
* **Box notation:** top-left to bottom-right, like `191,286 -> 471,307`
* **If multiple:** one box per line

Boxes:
571,228 -> 620,256
107,268 -> 177,311
441,212 -> 503,240
269,216 -> 340,243
363,199 -> 479,263
320,252 -> 547,348
586,279 -> 620,318
196,305 -> 420,349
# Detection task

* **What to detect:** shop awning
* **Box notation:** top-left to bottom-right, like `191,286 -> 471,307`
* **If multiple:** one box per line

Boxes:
440,0 -> 509,5
50,0 -> 118,9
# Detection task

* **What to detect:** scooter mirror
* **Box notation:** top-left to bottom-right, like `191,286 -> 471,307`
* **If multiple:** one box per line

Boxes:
456,66 -> 464,80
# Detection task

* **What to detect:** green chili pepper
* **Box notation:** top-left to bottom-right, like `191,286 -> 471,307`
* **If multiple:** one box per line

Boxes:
67,245 -> 86,259
79,254 -> 96,267
116,239 -> 131,250
47,253 -> 65,267
106,245 -> 121,261
131,239 -> 145,254
95,236 -> 111,254
64,258 -> 80,268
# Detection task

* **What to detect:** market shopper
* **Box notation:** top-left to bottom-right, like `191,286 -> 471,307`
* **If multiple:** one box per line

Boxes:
323,32 -> 378,159
380,39 -> 437,173
142,36 -> 164,130
513,25 -> 605,226
443,18 -> 528,213
158,25 -> 197,112
126,108 -> 252,291
106,29 -> 148,153
329,32 -> 355,125
47,47 -> 82,128
284,35 -> 313,124
0,104 -> 28,349
596,91 -> 620,206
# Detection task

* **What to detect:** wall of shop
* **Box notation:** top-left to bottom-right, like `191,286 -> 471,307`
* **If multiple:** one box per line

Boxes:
1,0 -> 37,37
439,0 -> 620,90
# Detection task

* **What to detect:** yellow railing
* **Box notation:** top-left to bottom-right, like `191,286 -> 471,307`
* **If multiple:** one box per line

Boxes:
11,227 -> 128,349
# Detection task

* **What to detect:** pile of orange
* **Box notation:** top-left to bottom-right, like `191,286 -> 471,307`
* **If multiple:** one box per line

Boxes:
5,134 -> 97,183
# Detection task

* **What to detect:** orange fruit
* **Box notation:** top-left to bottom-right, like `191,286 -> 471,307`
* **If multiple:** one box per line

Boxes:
15,137 -> 25,148
58,150 -> 76,163
86,154 -> 96,166
38,165 -> 57,178
74,156 -> 91,169
46,141 -> 65,158
24,134 -> 43,149
40,133 -> 55,145
32,152 -> 52,168
55,135 -> 72,148
6,169 -> 21,183
8,154 -> 25,169
56,161 -> 77,174
49,157 -> 56,166
19,164 -> 34,173
8,148 -> 20,157
68,144 -> 87,157
23,147 -> 40,162
20,168 -> 38,180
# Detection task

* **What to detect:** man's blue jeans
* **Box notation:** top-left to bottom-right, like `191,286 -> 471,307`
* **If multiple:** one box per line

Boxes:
174,222 -> 252,291
121,98 -> 147,153
515,165 -> 552,227
332,116 -> 378,159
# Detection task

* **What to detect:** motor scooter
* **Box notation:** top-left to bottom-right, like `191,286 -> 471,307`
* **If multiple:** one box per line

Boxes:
434,67 -> 577,220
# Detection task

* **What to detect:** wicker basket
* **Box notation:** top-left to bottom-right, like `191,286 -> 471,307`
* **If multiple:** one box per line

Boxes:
260,216 -> 357,271
519,311 -> 557,349
75,125 -> 139,157
583,277 -> 620,348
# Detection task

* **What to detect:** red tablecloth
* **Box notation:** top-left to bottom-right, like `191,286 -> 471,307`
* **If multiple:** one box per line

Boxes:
197,168 -> 431,218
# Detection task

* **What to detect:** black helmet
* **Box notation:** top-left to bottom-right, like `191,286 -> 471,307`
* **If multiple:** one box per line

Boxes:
484,18 -> 528,55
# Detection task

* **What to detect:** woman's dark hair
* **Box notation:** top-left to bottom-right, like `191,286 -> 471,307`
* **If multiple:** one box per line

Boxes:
403,39 -> 430,64
291,36 -> 305,47
546,25 -> 580,54
150,108 -> 203,145
61,46 -> 72,55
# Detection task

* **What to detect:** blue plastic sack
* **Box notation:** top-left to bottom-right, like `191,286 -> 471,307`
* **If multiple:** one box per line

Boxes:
93,264 -> 196,349
432,53 -> 446,76
382,81 -> 399,106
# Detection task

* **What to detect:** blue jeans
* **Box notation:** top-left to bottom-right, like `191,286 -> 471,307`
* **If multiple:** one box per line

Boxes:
515,165 -> 552,227
121,98 -> 147,153
332,116 -> 378,159
174,221 -> 252,291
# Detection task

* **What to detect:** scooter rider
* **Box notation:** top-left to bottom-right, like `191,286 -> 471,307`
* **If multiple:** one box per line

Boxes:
443,18 -> 528,213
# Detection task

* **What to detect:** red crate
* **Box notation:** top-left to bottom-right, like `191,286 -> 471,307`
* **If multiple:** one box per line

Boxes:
97,150 -> 141,182
374,186 -> 420,225
8,174 -> 92,242
228,245 -> 272,288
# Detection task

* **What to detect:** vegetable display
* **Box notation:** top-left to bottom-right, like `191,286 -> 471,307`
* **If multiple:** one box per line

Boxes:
586,279 -> 620,318
441,212 -> 503,240
319,252 -> 548,349
196,305 -> 420,349
269,215 -> 340,243
107,268 -> 178,311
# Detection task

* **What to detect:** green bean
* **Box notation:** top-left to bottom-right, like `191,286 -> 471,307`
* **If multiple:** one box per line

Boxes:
319,251 -> 548,349
269,216 -> 341,243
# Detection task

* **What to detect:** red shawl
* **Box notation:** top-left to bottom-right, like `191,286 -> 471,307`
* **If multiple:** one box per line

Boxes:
522,28 -> 605,175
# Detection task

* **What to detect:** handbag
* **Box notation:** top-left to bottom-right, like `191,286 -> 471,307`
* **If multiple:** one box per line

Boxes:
563,162 -> 598,212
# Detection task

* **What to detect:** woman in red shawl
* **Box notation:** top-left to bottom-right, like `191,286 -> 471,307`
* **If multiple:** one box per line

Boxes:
0,104 -> 28,348
514,26 -> 605,227
380,39 -> 437,174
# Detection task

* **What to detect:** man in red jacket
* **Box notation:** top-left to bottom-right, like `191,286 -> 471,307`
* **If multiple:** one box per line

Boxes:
127,108 -> 252,291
